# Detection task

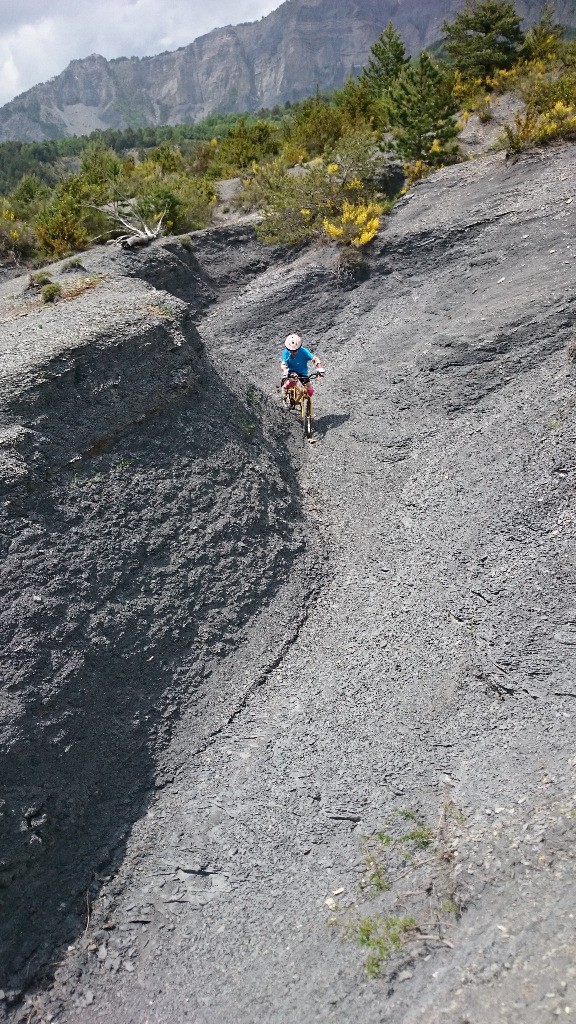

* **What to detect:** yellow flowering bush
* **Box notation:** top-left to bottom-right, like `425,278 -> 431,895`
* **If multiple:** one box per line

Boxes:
0,200 -> 37,257
401,161 -> 433,190
488,60 -> 550,103
238,127 -> 388,246
322,200 -> 383,247
503,100 -> 576,153
452,70 -> 485,109
537,101 -> 576,140
450,69 -> 498,117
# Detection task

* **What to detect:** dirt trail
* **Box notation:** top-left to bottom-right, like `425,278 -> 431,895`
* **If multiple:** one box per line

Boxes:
3,145 -> 576,1023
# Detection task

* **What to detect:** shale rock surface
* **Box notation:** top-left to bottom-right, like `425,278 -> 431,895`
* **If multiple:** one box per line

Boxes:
1,143 -> 576,1023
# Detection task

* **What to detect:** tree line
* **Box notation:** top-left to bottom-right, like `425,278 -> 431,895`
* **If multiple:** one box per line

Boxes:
0,1 -> 574,263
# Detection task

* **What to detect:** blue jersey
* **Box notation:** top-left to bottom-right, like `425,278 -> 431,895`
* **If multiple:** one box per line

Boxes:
282,346 -> 314,376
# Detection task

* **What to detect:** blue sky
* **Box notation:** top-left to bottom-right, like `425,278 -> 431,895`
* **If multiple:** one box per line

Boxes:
0,0 -> 281,106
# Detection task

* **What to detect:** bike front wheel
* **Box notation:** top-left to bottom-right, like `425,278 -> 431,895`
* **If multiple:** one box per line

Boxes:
303,398 -> 312,438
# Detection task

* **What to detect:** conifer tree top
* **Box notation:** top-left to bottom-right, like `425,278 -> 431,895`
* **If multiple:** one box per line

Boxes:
442,0 -> 525,79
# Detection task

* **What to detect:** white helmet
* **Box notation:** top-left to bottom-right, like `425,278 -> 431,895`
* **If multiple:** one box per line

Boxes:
285,333 -> 302,351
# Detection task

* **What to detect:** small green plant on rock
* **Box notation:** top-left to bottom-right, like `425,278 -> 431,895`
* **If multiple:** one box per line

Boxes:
397,809 -> 418,822
41,282 -> 62,303
440,899 -> 461,918
362,855 -> 390,894
238,416 -> 256,435
334,803 -> 468,979
399,825 -> 435,850
347,915 -> 417,978
147,303 -> 174,320
29,271 -> 53,288
60,257 -> 85,272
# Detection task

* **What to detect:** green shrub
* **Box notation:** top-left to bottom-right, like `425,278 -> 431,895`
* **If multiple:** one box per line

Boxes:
41,282 -> 62,303
522,4 -> 564,62
170,175 -> 217,231
60,257 -> 85,272
323,199 -> 383,246
217,118 -> 280,171
146,142 -> 184,174
34,190 -> 90,257
29,270 -> 53,287
286,96 -> 348,157
244,158 -> 384,247
120,162 -> 216,233
238,124 -> 389,247
526,69 -> 576,113
9,173 -> 51,219
0,200 -> 37,258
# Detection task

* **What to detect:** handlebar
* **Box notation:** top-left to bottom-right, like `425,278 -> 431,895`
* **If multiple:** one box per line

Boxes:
287,370 -> 324,381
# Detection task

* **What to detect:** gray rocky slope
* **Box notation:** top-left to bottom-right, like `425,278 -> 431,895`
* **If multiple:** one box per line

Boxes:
1,142 -> 576,1023
0,0 -> 572,142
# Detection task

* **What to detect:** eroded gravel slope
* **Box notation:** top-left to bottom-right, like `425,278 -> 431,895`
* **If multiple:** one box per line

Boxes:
3,144 -> 576,1023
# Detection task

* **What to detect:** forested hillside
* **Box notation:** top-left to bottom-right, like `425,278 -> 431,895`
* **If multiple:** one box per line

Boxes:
0,1 -> 575,268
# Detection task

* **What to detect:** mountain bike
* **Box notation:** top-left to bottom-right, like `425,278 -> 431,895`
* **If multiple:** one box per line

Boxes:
281,371 -> 323,438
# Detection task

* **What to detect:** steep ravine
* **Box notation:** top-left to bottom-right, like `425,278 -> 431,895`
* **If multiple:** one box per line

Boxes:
2,144 -> 576,1023
0,245 -> 321,998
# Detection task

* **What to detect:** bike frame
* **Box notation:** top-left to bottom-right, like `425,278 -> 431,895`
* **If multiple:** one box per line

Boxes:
286,377 -> 313,417
283,371 -> 322,437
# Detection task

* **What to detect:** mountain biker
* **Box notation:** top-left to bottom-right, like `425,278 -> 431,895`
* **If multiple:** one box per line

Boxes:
281,334 -> 325,394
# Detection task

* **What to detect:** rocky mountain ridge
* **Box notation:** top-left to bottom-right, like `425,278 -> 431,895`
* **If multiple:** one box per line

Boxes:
0,0 -> 574,142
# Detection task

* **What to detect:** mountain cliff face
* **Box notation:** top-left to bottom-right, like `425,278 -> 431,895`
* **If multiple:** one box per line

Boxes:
0,0 -> 573,142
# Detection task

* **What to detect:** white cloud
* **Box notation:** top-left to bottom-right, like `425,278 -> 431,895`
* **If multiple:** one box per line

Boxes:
0,0 -> 280,106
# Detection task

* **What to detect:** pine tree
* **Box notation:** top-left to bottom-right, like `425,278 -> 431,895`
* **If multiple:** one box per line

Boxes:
387,52 -> 461,165
442,0 -> 525,80
522,4 -> 564,61
361,22 -> 409,97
